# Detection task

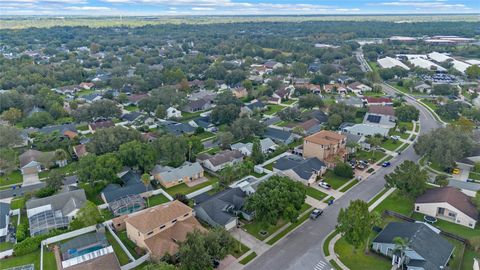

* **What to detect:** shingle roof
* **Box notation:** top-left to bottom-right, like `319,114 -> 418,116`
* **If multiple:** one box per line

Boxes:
89,120 -> 114,131
368,106 -> 395,117
264,127 -> 293,142
152,162 -> 203,183
101,171 -> 151,203
199,150 -> 243,167
26,189 -> 86,216
19,149 -> 48,168
0,202 -> 10,229
373,222 -> 454,270
274,155 -> 326,181
416,187 -> 478,220
194,188 -> 247,226
125,200 -> 193,234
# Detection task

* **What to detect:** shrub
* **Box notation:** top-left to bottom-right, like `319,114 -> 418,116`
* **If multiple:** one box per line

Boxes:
333,162 -> 354,178
16,223 -> 28,242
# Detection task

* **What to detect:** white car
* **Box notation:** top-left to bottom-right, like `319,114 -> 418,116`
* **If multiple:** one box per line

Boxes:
318,181 -> 331,189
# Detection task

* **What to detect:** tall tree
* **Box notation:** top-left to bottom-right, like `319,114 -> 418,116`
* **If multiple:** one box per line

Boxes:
385,161 -> 427,198
337,200 -> 379,249
141,173 -> 151,206
0,125 -> 23,148
179,230 -> 211,270
251,139 -> 264,165
1,108 -> 23,124
246,176 -> 306,225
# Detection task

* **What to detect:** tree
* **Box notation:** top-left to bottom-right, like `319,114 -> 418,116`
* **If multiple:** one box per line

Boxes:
78,153 -> 122,184
230,117 -> 265,140
0,148 -> 18,177
141,173 -> 151,206
292,62 -> 307,77
155,105 -> 167,119
153,134 -> 188,167
466,65 -> 480,79
333,162 -> 354,178
395,105 -> 419,122
434,174 -> 449,187
142,262 -> 176,270
473,191 -> 480,212
337,200 -> 379,249
204,227 -> 235,260
393,237 -> 410,268
277,107 -> 301,122
87,126 -> 142,155
414,127 -> 474,169
0,125 -> 23,148
298,94 -> 324,109
211,104 -> 240,125
118,141 -> 156,172
1,107 -> 23,124
251,139 -> 264,165
46,170 -> 63,192
22,112 -> 54,128
246,176 -> 306,225
70,201 -> 103,229
216,132 -> 234,149
178,230 -> 211,270
385,161 -> 427,198
72,100 -> 121,122
365,135 -> 383,160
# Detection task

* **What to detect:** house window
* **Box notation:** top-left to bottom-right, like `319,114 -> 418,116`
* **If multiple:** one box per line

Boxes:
147,231 -> 153,236
172,219 -> 177,224
138,232 -> 140,236
184,213 -> 189,217
469,223 -> 473,227
160,225 -> 165,229
416,206 -> 419,211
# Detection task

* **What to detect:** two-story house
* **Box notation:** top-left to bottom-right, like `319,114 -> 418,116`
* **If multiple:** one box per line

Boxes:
302,131 -> 347,168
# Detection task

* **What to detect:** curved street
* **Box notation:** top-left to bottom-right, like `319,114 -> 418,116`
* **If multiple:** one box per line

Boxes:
244,83 -> 443,270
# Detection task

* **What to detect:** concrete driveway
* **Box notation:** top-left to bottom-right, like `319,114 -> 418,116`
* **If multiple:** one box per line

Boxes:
452,163 -> 470,181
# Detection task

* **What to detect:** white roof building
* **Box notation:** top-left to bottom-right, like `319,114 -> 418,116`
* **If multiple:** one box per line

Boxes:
427,52 -> 451,62
465,59 -> 480,65
451,60 -> 471,74
409,58 -> 447,72
377,57 -> 410,70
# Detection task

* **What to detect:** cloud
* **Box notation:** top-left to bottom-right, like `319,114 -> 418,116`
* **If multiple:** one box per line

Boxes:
64,5 -> 112,10
376,0 -> 470,9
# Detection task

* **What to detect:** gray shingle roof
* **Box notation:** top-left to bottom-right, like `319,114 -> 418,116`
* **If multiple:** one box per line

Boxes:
0,202 -> 10,229
101,170 -> 151,203
26,189 -> 86,216
274,155 -> 326,181
264,127 -> 293,143
194,188 -> 247,226
373,222 -> 454,270
152,162 -> 203,183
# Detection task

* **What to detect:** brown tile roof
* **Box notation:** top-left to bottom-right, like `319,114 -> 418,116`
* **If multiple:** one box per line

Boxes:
143,216 -> 205,258
66,252 -> 121,270
63,130 -> 78,139
368,105 -> 395,117
202,150 -> 244,167
416,187 -> 478,220
89,120 -> 114,131
125,200 -> 193,234
365,97 -> 392,103
304,131 -> 346,146
73,144 -> 88,158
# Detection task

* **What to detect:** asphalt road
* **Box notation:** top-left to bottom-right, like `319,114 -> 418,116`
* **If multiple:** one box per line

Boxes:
245,83 -> 442,270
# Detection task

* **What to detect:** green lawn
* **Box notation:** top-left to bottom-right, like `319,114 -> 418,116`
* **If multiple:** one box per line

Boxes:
380,139 -> 401,151
323,231 -> 338,257
322,170 -> 351,190
124,104 -> 139,112
0,241 -> 13,251
0,247 -> 55,270
372,190 -> 414,216
264,162 -> 275,171
117,231 -> 141,259
231,239 -> 250,258
329,259 -> 342,270
10,197 -> 25,209
79,182 -> 106,205
397,143 -> 410,152
389,130 -> 409,140
105,230 -> 131,265
180,110 -> 208,122
0,170 -> 23,187
397,121 -> 414,131
282,99 -> 297,105
264,105 -> 285,115
239,252 -> 257,265
339,179 -> 359,192
305,186 -> 328,201
243,219 -> 286,241
445,237 -> 465,270
147,193 -> 170,207
192,131 -> 215,141
334,236 -> 391,270
468,171 -> 480,180
461,248 -> 479,270
166,176 -> 218,196
353,150 -> 386,163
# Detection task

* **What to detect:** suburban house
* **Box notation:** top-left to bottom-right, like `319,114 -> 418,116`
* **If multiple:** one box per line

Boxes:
342,124 -> 390,137
372,222 -> 454,270
0,202 -> 10,242
120,200 -> 205,259
88,119 -> 115,133
166,107 -> 182,119
194,188 -> 252,230
364,105 -> 396,129
73,144 -> 88,158
241,100 -> 266,116
121,111 -> 144,124
161,120 -> 196,136
347,82 -> 372,95
295,118 -> 322,135
59,231 -> 120,270
415,187 -> 478,228
232,87 -> 248,98
126,93 -> 148,106
38,123 -> 78,138
52,85 -> 80,95
81,93 -> 102,103
101,170 -> 152,206
183,98 -> 212,113
303,131 -> 347,167
414,82 -> 432,93
26,188 -> 87,236
197,150 -> 244,172
151,162 -> 205,188
230,138 -> 277,156
264,127 -> 297,145
335,96 -> 363,108
19,149 -> 66,185
188,116 -> 216,132
273,155 -> 327,185
363,97 -> 393,106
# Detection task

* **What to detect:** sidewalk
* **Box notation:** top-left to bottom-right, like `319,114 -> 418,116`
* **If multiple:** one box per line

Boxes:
368,188 -> 395,211
325,233 -> 349,270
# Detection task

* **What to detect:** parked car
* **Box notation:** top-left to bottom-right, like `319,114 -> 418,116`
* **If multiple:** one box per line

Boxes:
390,135 -> 400,140
452,168 -> 461,174
318,181 -> 331,189
310,208 -> 323,220
382,162 -> 391,167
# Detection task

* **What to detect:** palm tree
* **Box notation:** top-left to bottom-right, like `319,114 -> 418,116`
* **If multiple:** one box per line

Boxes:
141,173 -> 151,207
366,135 -> 382,160
365,212 -> 382,253
393,237 -> 409,269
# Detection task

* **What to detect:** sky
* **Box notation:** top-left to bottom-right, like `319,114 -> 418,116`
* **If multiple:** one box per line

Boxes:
0,0 -> 478,16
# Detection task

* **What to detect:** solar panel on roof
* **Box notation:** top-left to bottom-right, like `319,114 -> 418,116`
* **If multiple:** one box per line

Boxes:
367,115 -> 381,123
